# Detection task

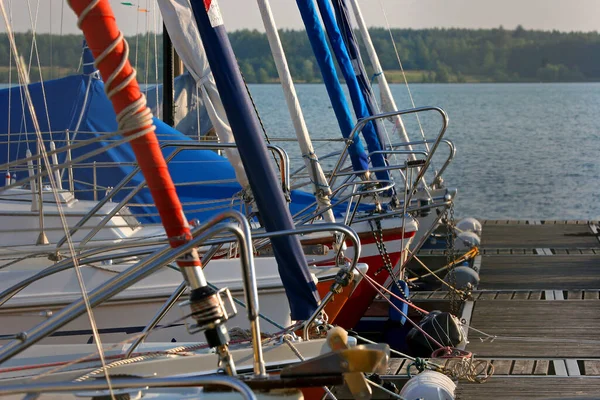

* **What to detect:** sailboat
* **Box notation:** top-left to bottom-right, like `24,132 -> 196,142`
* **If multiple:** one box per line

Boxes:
0,1 -> 397,399
0,56 -> 370,345
0,3 -> 424,341
0,0 -> 476,398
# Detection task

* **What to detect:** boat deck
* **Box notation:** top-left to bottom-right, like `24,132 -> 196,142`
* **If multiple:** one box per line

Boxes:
340,220 -> 600,399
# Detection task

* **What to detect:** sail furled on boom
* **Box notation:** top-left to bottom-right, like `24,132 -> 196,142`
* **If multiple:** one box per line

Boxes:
255,0 -> 335,222
295,0 -> 369,175
314,0 -> 390,182
156,0 -> 249,188
187,0 -> 320,320
330,0 -> 386,147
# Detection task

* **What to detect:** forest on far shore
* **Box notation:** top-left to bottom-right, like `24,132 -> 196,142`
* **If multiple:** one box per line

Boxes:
1,25 -> 599,84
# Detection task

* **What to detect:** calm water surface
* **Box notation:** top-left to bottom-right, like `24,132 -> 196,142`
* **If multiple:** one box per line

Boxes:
249,83 -> 600,220
4,82 -> 595,220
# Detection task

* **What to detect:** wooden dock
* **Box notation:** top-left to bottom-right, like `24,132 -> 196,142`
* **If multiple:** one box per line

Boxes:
338,220 -> 600,399
456,220 -> 600,398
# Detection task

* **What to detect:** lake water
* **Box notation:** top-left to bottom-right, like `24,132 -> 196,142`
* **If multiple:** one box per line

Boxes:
249,83 -> 600,221
3,82 -> 597,220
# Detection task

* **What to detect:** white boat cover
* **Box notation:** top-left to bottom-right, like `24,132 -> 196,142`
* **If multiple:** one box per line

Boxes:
156,0 -> 249,188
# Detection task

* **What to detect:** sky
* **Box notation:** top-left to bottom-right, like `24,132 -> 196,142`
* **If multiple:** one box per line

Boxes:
1,0 -> 600,36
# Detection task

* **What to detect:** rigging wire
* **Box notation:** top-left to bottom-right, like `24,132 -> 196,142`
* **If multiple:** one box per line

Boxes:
354,266 -> 444,349
144,0 -> 150,88
50,0 -> 53,80
152,1 -> 160,119
336,0 -> 400,168
377,0 -> 430,154
25,0 -> 54,141
1,2 -> 117,398
6,0 -> 12,169
404,248 -> 468,296
134,0 -> 140,70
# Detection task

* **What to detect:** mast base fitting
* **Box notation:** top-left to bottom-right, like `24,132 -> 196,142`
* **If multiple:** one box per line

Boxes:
205,323 -> 231,348
179,286 -> 237,335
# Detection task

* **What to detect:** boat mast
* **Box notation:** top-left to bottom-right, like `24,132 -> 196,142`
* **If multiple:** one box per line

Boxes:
295,0 -> 370,176
346,0 -> 413,153
157,0 -> 250,189
187,0 -> 320,321
255,0 -> 335,222
67,0 -> 239,374
314,0 -> 390,182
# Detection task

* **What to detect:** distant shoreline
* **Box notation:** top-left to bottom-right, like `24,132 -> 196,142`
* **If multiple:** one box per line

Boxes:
2,26 -> 599,85
1,78 -> 596,86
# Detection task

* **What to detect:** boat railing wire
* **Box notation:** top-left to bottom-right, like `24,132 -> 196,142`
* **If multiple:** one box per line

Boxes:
0,106 -> 454,254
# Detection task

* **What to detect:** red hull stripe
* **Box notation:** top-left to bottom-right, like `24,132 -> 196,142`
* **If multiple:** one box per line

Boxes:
301,227 -> 416,248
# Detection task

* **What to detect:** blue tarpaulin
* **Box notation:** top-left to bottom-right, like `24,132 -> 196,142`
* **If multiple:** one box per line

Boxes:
0,72 -> 327,225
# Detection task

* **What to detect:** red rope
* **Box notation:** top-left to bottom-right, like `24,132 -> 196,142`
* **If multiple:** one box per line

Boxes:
361,270 -> 430,315
356,268 -> 445,349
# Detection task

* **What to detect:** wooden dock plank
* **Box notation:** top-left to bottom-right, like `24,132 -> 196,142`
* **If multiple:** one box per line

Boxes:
533,360 -> 549,375
567,290 -> 583,300
428,291 -> 449,300
480,224 -> 598,249
584,290 -> 599,300
477,292 -> 497,300
478,255 -> 600,290
528,291 -> 542,299
467,301 -> 600,358
512,291 -> 529,299
491,359 -> 512,375
511,359 -> 535,375
584,360 -> 600,375
385,358 -> 403,375
456,377 -> 600,399
410,292 -> 431,300
397,359 -> 410,375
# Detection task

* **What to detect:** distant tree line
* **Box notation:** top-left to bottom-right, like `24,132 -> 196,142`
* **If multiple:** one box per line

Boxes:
1,26 -> 599,84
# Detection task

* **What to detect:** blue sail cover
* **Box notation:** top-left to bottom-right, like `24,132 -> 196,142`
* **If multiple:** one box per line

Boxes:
331,0 -> 386,147
0,72 -> 327,225
315,0 -> 390,182
187,0 -> 319,319
295,0 -> 369,174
